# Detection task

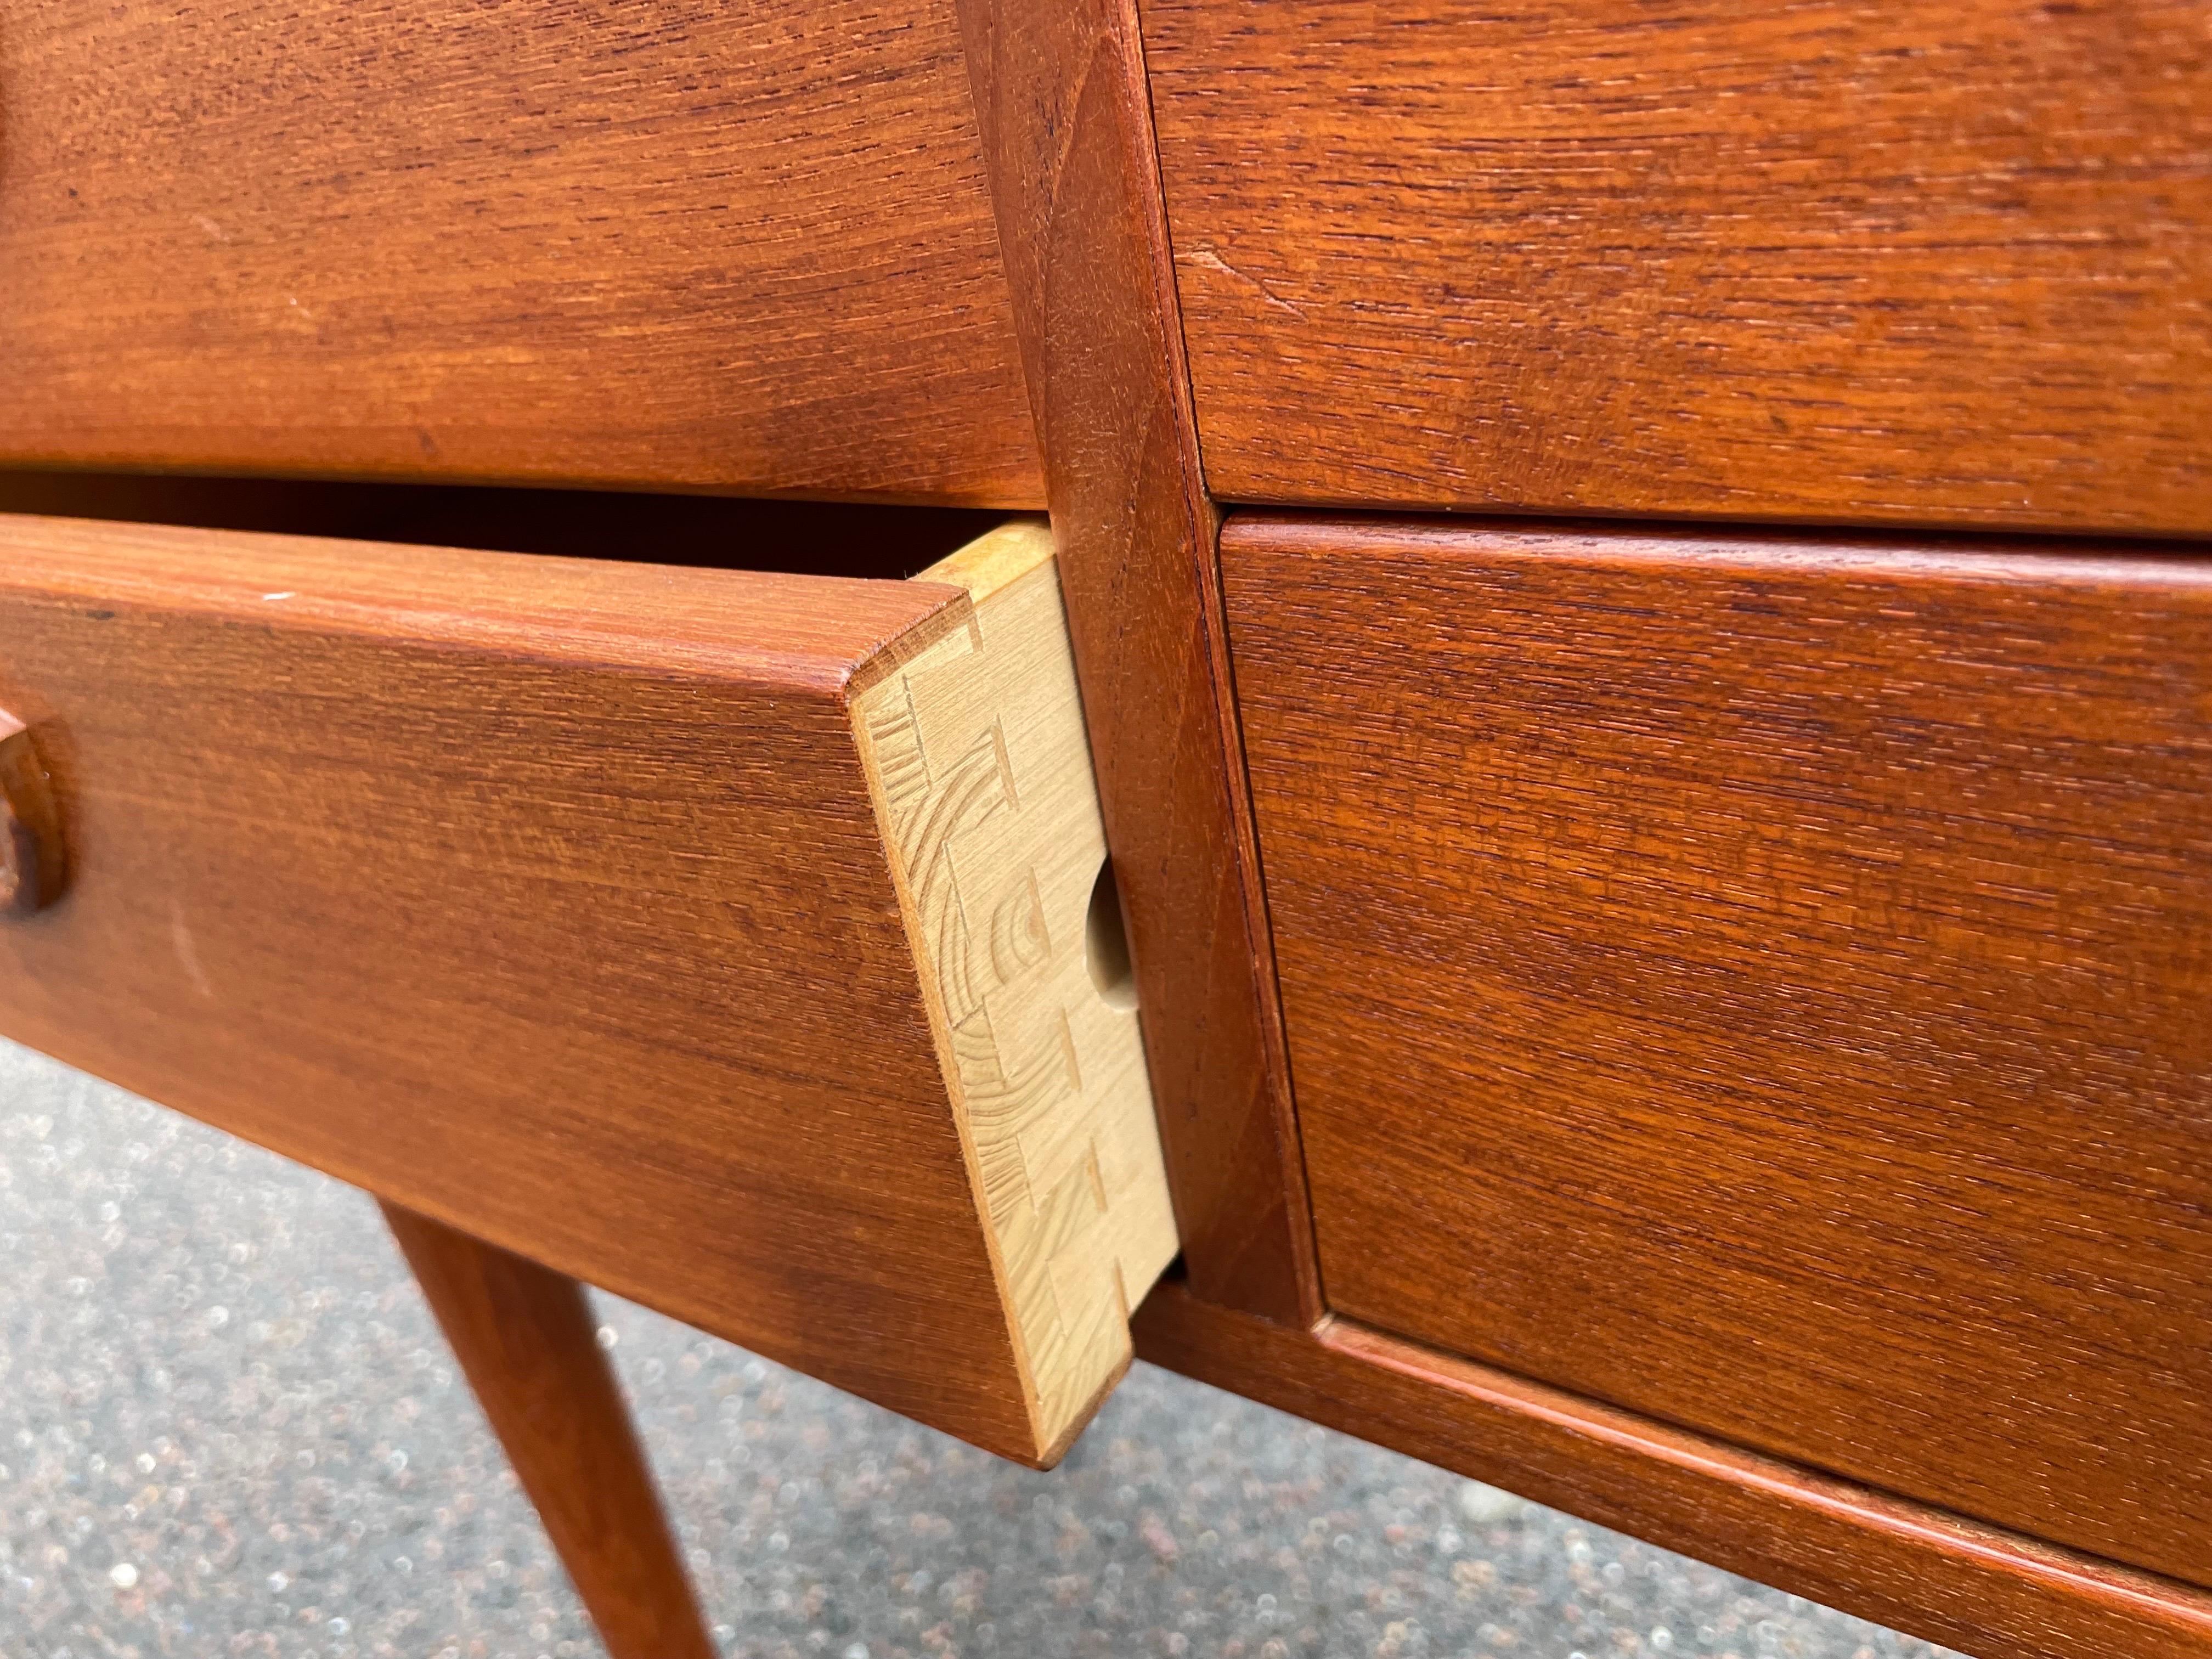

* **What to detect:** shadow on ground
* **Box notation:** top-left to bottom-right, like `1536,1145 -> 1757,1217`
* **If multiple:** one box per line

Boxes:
0,1040 -> 1955,1659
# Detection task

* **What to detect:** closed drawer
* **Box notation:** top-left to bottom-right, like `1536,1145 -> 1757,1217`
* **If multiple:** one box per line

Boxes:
1145,0 -> 2212,534
0,514 -> 1172,1465
1221,514 -> 2212,1585
0,0 -> 1041,506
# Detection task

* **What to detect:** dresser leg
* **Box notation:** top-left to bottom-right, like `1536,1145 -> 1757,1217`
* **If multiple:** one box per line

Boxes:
380,1202 -> 717,1659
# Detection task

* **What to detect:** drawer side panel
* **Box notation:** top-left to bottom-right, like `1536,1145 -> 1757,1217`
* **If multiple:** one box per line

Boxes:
853,522 -> 1180,1462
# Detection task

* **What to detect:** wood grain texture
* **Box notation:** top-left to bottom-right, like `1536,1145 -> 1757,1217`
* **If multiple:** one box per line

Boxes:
851,520 -> 1180,1455
1142,0 -> 2212,533
1135,1286 -> 2212,1659
0,512 -> 1175,1464
956,0 -> 1321,1321
381,1204 -> 714,1659
0,514 -> 1064,1454
1220,515 -> 2212,1586
0,0 -> 1043,505
0,709 -> 66,916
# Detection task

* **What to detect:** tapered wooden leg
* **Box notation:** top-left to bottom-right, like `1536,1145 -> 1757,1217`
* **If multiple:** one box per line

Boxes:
381,1203 -> 716,1659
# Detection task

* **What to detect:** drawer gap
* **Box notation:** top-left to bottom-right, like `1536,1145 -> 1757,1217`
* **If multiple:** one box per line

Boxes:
0,469 -> 998,584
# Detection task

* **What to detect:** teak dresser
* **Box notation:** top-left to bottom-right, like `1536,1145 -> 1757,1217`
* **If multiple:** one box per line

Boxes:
0,3 -> 2206,1656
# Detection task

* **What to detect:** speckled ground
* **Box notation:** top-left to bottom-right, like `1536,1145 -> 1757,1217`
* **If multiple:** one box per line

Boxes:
0,1040 -> 1957,1659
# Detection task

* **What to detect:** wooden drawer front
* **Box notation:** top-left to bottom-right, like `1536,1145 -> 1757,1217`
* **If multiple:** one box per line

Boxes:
0,1 -> 1041,506
1221,515 -> 2212,1585
0,516 -> 1172,1465
1144,1 -> 2212,534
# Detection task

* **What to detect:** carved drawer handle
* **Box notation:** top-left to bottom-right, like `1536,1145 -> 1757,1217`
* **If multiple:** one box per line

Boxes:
0,709 -> 66,915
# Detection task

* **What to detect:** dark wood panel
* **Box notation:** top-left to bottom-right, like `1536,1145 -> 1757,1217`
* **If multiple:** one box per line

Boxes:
956,0 -> 1319,1319
1143,1 -> 2212,533
1135,1286 -> 2212,1659
1220,515 -> 2212,1586
382,1204 -> 715,1659
0,1 -> 1043,505
0,513 -> 1067,1459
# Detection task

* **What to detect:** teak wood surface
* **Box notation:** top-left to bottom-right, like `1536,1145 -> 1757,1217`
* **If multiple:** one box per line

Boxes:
382,1204 -> 715,1659
0,512 -> 1172,1466
1142,0 -> 2212,533
0,0 -> 1044,506
0,709 -> 67,916
1135,1286 -> 2212,1659
1218,514 -> 2212,1590
956,0 -> 1321,1324
5,0 -> 2209,1643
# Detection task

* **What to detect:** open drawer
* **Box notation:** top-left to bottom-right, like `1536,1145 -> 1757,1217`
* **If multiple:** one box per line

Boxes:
0,512 -> 1174,1466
